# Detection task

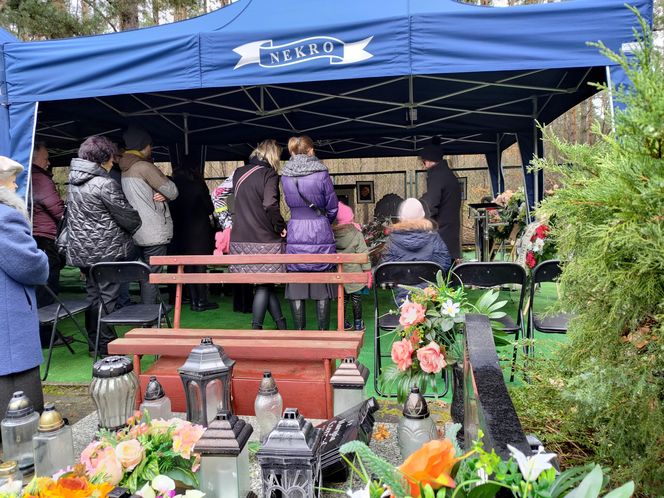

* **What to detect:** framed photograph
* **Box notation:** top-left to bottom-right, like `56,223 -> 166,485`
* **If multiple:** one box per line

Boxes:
458,176 -> 467,201
356,180 -> 375,204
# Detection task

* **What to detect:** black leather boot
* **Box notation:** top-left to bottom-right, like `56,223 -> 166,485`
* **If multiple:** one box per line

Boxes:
290,300 -> 306,330
192,285 -> 219,311
316,299 -> 330,331
251,322 -> 263,330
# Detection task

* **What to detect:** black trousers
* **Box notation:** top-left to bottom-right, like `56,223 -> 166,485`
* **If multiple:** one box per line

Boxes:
34,236 -> 62,346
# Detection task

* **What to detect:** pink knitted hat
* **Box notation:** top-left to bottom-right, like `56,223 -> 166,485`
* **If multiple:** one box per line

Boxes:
336,201 -> 362,230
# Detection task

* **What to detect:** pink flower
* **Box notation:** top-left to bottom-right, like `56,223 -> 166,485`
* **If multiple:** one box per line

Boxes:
399,302 -> 426,328
391,339 -> 414,371
91,447 -> 124,485
526,251 -> 537,269
416,342 -> 447,374
423,287 -> 437,299
116,439 -> 145,471
81,440 -> 104,474
172,423 -> 205,460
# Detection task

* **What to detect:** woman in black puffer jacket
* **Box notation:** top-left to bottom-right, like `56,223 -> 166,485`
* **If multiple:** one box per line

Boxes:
63,136 -> 141,356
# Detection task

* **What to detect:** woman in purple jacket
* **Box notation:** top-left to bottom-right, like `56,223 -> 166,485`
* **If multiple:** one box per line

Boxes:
281,136 -> 339,330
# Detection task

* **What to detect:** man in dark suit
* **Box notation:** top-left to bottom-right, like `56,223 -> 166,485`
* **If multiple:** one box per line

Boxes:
419,140 -> 462,262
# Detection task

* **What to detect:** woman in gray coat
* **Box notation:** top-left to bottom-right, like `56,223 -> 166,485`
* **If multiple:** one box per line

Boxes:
63,136 -> 141,356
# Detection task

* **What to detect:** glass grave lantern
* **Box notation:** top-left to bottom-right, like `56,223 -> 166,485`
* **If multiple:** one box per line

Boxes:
1,391 -> 40,472
0,461 -> 23,495
32,403 -> 74,478
179,337 -> 235,427
254,371 -> 283,442
397,386 -> 438,460
329,357 -> 369,416
90,356 -> 139,431
139,376 -> 172,420
194,409 -> 253,498
257,408 -> 322,498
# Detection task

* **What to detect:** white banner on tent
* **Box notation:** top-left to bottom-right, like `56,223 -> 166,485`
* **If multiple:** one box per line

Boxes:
233,36 -> 373,70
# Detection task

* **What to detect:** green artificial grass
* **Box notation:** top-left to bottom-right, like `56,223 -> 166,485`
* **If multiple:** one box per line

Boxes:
43,266 -> 566,403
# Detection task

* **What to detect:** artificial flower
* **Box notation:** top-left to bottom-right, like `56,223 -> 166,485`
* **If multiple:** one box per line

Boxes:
347,483 -> 371,498
391,339 -> 414,371
507,444 -> 556,482
441,299 -> 460,318
535,224 -> 550,239
416,342 -> 447,374
174,492 -> 205,498
526,251 -> 537,269
399,301 -> 426,328
423,287 -> 438,299
398,439 -> 460,497
173,422 -> 206,460
532,237 -> 545,253
137,483 -> 157,498
152,475 -> 176,494
84,444 -> 123,485
116,439 -> 145,471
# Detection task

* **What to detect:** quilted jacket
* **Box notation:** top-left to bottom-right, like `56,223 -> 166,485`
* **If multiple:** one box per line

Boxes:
64,158 -> 141,268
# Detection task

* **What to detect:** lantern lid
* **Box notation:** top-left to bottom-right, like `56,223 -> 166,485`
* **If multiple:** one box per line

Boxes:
403,386 -> 430,419
5,391 -> 35,419
144,376 -> 166,401
38,403 -> 65,432
330,357 -> 369,389
257,408 -> 322,458
178,337 -> 235,376
92,356 -> 134,378
258,371 -> 279,395
0,460 -> 18,476
193,409 -> 253,456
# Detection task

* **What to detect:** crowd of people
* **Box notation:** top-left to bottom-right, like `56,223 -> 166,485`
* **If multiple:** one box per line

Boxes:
0,131 -> 461,412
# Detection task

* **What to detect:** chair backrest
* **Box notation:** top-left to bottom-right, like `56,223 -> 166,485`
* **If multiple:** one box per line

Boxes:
532,259 -> 562,286
90,261 -> 151,285
452,262 -> 527,288
373,261 -> 444,289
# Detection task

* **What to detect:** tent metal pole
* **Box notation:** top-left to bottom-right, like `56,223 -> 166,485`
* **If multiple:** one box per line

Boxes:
184,113 -> 189,155
605,66 -> 616,134
532,98 -> 539,212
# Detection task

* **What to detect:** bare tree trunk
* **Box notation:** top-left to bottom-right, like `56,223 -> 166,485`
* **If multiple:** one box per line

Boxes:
152,0 -> 160,24
118,0 -> 139,30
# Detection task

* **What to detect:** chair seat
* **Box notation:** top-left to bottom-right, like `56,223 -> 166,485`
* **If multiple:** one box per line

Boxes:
100,304 -> 168,325
533,312 -> 572,333
496,315 -> 519,334
378,314 -> 400,331
38,300 -> 90,324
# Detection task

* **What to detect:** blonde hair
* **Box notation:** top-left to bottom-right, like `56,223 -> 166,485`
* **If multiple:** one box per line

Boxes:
287,135 -> 314,156
250,139 -> 282,170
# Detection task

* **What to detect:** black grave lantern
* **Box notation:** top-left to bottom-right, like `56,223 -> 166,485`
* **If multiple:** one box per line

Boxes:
257,408 -> 323,498
178,337 -> 235,427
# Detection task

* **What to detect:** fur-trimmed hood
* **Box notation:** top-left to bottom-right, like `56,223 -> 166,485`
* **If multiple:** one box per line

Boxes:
390,218 -> 436,232
0,187 -> 29,220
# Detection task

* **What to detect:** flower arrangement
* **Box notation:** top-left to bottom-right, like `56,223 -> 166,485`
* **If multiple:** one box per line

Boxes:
378,271 -> 509,402
80,412 -> 205,493
516,221 -> 556,270
5,466 -> 115,498
338,427 -> 635,498
136,475 -> 204,498
489,188 -> 526,244
362,216 -> 392,265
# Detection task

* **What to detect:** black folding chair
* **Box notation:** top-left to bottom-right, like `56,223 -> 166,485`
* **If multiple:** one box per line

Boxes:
528,259 -> 573,343
38,285 -> 92,381
372,261 -> 445,397
90,261 -> 172,360
451,262 -> 527,381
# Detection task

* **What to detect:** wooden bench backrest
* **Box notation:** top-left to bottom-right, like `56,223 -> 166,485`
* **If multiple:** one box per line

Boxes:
150,254 -> 371,329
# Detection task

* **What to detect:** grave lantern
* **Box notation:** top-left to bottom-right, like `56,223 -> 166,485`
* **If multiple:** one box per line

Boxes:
254,371 -> 283,442
90,356 -> 139,431
179,337 -> 235,427
1,391 -> 40,472
397,386 -> 438,459
195,409 -> 253,498
32,403 -> 74,478
139,376 -> 172,420
257,408 -> 322,498
329,357 -> 368,416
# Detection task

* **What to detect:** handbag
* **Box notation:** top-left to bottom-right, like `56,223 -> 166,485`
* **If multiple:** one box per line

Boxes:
217,165 -> 262,254
294,178 -> 328,217
55,205 -> 69,258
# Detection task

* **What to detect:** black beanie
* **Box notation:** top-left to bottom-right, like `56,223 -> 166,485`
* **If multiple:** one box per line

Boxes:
419,136 -> 444,162
123,126 -> 153,151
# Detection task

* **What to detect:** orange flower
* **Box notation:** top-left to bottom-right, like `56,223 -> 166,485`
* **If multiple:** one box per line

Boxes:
398,439 -> 460,497
39,477 -> 114,498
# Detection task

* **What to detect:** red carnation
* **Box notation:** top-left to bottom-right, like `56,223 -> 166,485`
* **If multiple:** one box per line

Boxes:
526,251 -> 537,269
535,224 -> 550,239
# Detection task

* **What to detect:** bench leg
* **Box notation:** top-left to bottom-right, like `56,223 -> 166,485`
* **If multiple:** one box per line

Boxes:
324,359 -> 333,418
134,354 -> 143,409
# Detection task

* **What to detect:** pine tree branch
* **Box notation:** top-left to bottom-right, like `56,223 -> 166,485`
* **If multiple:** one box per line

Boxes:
81,0 -> 119,32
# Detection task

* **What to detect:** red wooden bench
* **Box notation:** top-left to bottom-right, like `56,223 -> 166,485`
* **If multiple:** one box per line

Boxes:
107,254 -> 370,419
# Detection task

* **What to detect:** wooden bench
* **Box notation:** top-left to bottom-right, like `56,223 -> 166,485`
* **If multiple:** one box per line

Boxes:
108,254 -> 370,419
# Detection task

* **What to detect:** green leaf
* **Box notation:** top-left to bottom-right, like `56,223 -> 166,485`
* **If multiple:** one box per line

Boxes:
603,481 -> 635,498
566,465 -> 603,498
166,467 -> 199,488
125,470 -> 140,494
142,458 -> 160,482
340,441 -> 408,497
468,483 -> 502,498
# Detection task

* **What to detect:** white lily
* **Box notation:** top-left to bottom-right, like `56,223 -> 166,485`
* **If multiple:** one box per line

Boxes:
136,483 -> 156,498
347,483 -> 371,498
152,475 -> 176,494
507,444 -> 557,482
441,299 -> 461,318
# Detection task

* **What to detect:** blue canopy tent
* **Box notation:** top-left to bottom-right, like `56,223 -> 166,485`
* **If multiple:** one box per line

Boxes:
0,0 -> 652,209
